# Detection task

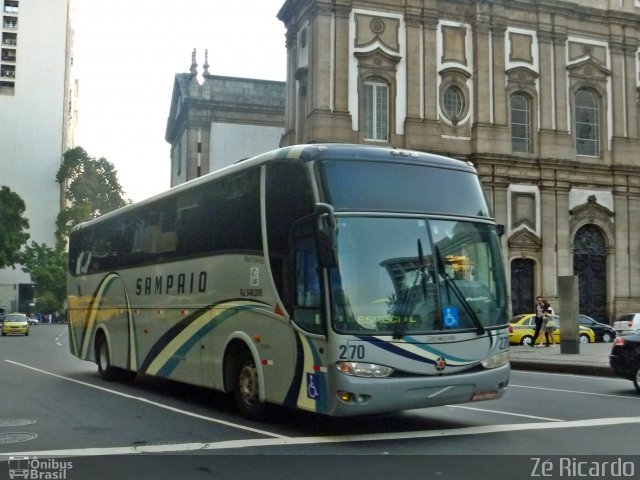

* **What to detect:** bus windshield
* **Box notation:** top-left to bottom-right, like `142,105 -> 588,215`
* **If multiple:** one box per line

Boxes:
319,159 -> 491,217
331,216 -> 507,336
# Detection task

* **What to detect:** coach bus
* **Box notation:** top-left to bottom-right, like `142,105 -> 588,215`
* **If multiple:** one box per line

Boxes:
67,144 -> 510,419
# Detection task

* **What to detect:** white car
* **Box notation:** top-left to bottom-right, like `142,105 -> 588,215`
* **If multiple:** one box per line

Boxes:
613,313 -> 640,336
27,317 -> 39,325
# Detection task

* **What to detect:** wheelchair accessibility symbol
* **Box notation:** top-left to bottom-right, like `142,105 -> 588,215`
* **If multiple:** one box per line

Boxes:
306,373 -> 320,399
442,307 -> 459,328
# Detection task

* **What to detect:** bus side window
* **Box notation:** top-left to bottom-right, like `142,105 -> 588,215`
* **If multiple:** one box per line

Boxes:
265,161 -> 315,315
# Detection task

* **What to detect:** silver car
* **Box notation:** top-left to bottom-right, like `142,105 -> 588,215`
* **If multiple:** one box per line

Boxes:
613,313 -> 640,336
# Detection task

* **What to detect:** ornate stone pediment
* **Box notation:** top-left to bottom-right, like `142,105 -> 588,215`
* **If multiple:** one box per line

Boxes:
569,195 -> 614,231
506,66 -> 538,88
567,58 -> 611,82
508,228 -> 542,249
355,47 -> 401,73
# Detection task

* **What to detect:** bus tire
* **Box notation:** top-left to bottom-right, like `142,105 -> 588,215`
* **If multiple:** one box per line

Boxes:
633,365 -> 640,394
233,349 -> 267,421
96,333 -> 118,381
95,333 -> 137,382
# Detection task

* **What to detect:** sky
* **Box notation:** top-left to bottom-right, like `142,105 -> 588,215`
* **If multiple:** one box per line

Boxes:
73,0 -> 288,202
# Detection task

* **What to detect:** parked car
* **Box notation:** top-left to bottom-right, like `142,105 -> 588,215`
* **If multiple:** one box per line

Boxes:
579,314 -> 616,342
509,314 -> 595,346
609,334 -> 640,393
612,313 -> 640,336
1,312 -> 29,336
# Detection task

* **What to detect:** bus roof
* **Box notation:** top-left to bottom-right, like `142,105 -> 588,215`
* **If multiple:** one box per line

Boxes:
70,144 -> 477,232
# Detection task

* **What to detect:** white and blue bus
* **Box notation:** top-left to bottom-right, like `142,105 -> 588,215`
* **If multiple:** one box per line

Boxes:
67,144 -> 510,419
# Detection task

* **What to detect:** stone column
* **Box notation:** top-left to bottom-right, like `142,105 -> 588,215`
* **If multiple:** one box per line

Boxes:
310,5 -> 333,112
540,183 -> 559,299
552,29 -> 568,133
610,39 -> 626,139
472,14 -> 491,126
538,30 -> 554,132
624,42 -> 638,139
423,13 -> 439,123
405,11 -> 422,120
332,5 -> 351,113
491,22 -> 507,126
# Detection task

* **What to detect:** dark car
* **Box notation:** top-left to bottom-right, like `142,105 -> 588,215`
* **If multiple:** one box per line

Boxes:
579,314 -> 616,343
609,334 -> 640,393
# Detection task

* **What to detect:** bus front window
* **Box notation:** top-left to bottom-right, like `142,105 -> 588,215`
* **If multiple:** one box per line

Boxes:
331,217 -> 506,336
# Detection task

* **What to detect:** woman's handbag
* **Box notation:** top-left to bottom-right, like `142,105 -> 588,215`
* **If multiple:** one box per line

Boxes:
545,314 -> 557,329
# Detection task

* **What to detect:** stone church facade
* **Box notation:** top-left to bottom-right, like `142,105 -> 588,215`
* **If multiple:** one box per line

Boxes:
276,0 -> 640,322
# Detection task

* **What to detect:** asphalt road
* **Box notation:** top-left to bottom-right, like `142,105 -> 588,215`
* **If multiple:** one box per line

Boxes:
1,324 -> 639,480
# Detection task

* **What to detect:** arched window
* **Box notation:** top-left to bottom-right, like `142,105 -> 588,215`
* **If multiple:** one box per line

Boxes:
363,78 -> 388,141
575,90 -> 600,156
511,94 -> 531,153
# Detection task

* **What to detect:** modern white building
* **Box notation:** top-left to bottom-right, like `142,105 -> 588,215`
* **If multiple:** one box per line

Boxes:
0,0 -> 76,313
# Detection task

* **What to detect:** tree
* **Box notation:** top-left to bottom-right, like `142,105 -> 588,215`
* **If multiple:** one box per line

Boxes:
16,146 -> 129,313
19,242 -> 67,313
55,146 -> 129,248
0,185 -> 30,269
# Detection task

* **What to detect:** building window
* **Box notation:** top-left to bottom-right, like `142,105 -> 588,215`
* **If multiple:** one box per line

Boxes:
575,89 -> 599,156
363,79 -> 388,141
511,94 -> 531,153
443,86 -> 463,122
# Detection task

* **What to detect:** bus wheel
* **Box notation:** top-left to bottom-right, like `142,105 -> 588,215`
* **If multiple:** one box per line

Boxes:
234,350 -> 267,420
96,334 -> 118,381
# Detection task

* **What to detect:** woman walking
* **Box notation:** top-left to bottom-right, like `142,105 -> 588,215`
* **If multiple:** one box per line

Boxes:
542,302 -> 556,347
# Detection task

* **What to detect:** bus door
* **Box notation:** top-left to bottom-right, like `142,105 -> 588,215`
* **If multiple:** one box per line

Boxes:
290,222 -> 330,412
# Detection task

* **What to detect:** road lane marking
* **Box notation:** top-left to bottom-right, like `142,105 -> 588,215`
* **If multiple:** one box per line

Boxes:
509,384 -> 640,400
3,360 -> 287,439
447,405 -> 563,422
55,328 -> 67,346
3,415 -> 640,458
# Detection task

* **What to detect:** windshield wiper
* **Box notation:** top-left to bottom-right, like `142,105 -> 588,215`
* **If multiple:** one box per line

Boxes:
393,239 -> 427,339
434,246 -> 485,335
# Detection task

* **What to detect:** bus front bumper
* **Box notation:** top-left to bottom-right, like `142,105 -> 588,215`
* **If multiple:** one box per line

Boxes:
326,363 -> 510,417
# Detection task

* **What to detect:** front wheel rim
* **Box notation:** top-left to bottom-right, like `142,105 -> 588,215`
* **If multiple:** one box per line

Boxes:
238,363 -> 259,407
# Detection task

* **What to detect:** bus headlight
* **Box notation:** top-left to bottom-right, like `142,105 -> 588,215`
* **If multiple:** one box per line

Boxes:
336,362 -> 395,378
481,351 -> 510,369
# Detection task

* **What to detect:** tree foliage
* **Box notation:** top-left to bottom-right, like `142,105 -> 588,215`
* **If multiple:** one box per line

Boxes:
19,242 -> 67,312
0,185 -> 30,269
55,146 -> 129,248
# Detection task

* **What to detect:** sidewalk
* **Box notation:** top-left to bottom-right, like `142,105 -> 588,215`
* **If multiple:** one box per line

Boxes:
509,341 -> 614,377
